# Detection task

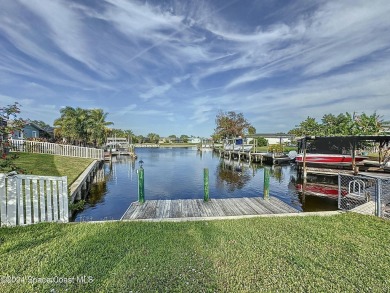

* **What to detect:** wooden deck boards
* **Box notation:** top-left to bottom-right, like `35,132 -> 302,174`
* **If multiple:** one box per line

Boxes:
121,197 -> 300,220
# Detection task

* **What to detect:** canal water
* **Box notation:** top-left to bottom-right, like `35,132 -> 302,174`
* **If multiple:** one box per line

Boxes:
73,147 -> 338,221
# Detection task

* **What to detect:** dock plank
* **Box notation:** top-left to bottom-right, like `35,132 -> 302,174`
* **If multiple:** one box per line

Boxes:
122,197 -> 299,220
140,200 -> 157,219
269,197 -> 299,213
209,199 -> 226,216
231,198 -> 256,215
213,198 -> 234,216
242,197 -> 273,214
240,197 -> 269,214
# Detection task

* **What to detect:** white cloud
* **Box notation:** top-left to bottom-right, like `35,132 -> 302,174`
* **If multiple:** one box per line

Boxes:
115,104 -> 137,116
1,0 -> 390,136
140,74 -> 191,100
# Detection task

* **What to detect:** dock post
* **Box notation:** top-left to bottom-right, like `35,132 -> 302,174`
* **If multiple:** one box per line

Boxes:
302,139 -> 307,179
263,168 -> 270,199
204,168 -> 209,202
137,165 -> 145,203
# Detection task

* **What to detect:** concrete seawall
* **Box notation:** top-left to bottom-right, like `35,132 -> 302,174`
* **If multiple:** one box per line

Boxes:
69,160 -> 104,203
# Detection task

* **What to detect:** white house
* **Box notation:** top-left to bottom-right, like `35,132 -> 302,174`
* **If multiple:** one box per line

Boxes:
189,137 -> 201,144
253,133 -> 294,145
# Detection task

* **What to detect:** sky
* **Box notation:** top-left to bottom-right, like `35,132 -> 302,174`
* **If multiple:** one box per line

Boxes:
1,0 -> 390,137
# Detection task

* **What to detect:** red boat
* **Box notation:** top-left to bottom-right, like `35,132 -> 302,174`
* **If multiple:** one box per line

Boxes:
296,183 -> 348,198
295,153 -> 368,164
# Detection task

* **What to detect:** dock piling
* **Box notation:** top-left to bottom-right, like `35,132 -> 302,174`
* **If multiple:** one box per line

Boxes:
137,167 -> 145,203
263,168 -> 270,199
204,168 -> 209,202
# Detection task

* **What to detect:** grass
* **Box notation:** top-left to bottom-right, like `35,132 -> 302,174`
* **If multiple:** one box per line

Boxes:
0,213 -> 389,292
12,153 -> 94,185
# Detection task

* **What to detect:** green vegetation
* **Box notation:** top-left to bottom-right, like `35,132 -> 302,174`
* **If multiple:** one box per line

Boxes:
0,213 -> 389,292
69,200 -> 86,211
289,111 -> 388,136
1,102 -> 26,172
180,134 -> 189,143
13,153 -> 93,185
54,107 -> 113,147
146,132 -> 160,143
213,111 -> 254,140
256,136 -> 268,147
109,128 -> 135,140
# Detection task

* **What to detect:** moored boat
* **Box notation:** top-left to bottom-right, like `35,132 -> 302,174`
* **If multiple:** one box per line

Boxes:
295,153 -> 368,164
224,137 -> 253,152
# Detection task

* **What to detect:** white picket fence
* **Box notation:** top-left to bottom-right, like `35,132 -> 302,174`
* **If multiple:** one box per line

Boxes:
0,173 -> 68,226
9,139 -> 104,160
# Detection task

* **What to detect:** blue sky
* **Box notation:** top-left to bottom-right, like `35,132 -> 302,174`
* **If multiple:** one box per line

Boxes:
1,0 -> 390,137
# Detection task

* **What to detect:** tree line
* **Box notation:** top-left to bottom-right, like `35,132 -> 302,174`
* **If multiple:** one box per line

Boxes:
6,103 -> 387,154
288,112 -> 389,137
53,107 -> 195,146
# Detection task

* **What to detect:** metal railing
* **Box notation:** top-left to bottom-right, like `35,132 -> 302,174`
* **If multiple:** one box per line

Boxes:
338,173 -> 390,218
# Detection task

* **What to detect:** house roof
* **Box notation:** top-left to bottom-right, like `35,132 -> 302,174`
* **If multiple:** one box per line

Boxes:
298,135 -> 390,143
27,122 -> 53,135
253,133 -> 294,138
8,120 -> 53,136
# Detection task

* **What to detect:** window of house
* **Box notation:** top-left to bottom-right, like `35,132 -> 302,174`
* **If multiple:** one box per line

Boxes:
32,131 -> 37,138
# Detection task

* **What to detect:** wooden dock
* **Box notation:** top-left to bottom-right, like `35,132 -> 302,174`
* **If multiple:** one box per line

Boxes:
121,197 -> 299,221
217,149 -> 293,165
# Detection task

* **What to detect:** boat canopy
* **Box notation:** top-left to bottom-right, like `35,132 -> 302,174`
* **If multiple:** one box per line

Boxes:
297,135 -> 390,154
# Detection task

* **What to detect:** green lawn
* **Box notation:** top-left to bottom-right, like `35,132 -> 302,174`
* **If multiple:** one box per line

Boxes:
12,153 -> 94,185
0,213 -> 389,292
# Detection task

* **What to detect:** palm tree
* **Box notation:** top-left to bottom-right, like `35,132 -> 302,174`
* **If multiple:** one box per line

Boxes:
147,133 -> 160,143
54,106 -> 79,144
54,107 -> 113,146
88,109 -> 113,147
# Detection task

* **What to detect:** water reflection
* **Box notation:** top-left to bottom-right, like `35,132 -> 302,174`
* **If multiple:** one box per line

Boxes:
74,148 -> 338,221
87,181 -> 108,205
291,174 -> 339,211
216,159 -> 253,191
270,165 -> 283,182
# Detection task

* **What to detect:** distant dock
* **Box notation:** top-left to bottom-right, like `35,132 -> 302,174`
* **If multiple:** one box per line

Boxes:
121,197 -> 299,221
217,149 -> 293,165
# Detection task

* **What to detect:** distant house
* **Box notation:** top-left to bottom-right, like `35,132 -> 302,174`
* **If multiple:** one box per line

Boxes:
158,137 -> 185,144
10,122 -> 52,140
253,133 -> 294,145
189,137 -> 201,144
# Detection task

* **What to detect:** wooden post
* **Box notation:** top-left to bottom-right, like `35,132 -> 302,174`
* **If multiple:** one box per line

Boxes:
352,141 -> 357,174
302,176 -> 307,205
204,168 -> 209,202
263,168 -> 270,199
303,144 -> 307,179
138,168 -> 145,203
